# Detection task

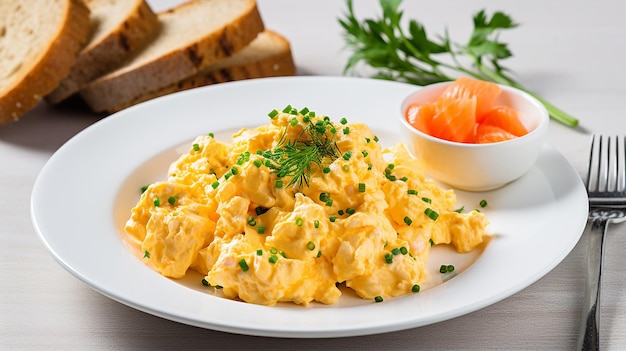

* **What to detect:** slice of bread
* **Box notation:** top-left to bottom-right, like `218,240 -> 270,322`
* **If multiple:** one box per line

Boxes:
99,30 -> 296,113
0,0 -> 91,125
80,0 -> 265,113
45,0 -> 159,104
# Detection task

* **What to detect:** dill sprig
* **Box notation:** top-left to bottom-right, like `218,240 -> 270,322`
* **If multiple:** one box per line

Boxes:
264,107 -> 341,189
338,0 -> 578,127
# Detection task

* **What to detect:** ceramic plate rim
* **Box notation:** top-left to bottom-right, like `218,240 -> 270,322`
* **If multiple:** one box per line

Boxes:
31,76 -> 588,338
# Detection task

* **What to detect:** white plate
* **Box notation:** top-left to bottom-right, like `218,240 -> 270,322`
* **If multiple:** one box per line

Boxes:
31,76 -> 588,338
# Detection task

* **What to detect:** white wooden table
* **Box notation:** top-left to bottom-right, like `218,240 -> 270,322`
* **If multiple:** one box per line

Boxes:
2,0 -> 626,349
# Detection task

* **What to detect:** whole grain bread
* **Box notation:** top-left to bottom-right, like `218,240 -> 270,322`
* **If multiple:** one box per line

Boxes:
80,0 -> 265,113
0,0 -> 91,124
45,0 -> 159,104
100,30 -> 296,113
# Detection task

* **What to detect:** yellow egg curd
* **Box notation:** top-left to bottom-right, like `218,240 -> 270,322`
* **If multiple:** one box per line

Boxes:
125,105 -> 489,306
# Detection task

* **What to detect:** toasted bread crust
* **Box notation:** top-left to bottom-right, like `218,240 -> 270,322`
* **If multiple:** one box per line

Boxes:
46,0 -> 159,104
80,0 -> 265,113
106,30 -> 296,113
0,0 -> 90,124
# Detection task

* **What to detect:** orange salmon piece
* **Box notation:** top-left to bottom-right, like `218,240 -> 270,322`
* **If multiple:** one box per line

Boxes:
481,106 -> 528,137
475,124 -> 517,143
406,102 -> 436,135
441,77 -> 501,121
428,95 -> 477,143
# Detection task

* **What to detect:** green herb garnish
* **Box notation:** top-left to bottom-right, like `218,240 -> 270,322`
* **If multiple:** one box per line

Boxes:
338,0 -> 578,127
262,106 -> 342,189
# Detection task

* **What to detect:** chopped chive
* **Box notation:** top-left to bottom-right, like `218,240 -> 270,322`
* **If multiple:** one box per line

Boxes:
422,197 -> 432,203
253,159 -> 262,168
429,238 -> 434,246
373,135 -> 379,142
256,249 -> 263,256
346,208 -> 355,215
211,181 -> 220,189
343,127 -> 350,134
268,109 -> 279,118
367,163 -> 373,170
141,184 -> 150,193
153,197 -> 160,207
238,259 -> 249,272
143,250 -> 150,259
365,137 -> 371,143
361,150 -> 369,157
400,177 -> 408,182
319,192 -> 330,202
480,199 -> 488,208
342,165 -> 350,172
374,296 -> 383,303
407,189 -> 418,195
391,248 -> 400,255
387,164 -> 395,170
299,107 -> 310,115
215,285 -> 223,289
247,216 -> 256,226
323,167 -> 331,174
268,255 -> 278,264
257,226 -> 265,234
282,104 -> 292,113
384,253 -> 393,264
167,196 -> 177,205
230,167 -> 238,175
314,220 -> 320,228
403,216 -> 412,226
295,217 -> 304,226
338,209 -> 344,215
454,206 -> 465,213
289,117 -> 298,126
340,117 -> 348,125
236,152 -> 250,165
447,265 -> 455,272
316,250 -> 322,258
201,278 -> 210,286
255,206 -> 269,215
326,199 -> 333,206
358,183 -> 366,192
425,208 -> 439,221
275,180 -> 284,188
269,247 -> 278,254
329,216 -> 337,222
208,132 -> 215,138
342,151 -> 352,160
193,143 -> 200,151
439,265 -> 447,273
412,285 -> 420,293
307,241 -> 316,250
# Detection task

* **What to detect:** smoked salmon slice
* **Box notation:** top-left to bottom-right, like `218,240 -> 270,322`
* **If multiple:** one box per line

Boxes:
405,77 -> 528,144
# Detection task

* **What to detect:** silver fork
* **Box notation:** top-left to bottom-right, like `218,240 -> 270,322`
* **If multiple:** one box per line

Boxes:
578,134 -> 626,351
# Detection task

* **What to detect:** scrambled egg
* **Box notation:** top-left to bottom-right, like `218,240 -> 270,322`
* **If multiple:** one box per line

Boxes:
125,106 -> 489,306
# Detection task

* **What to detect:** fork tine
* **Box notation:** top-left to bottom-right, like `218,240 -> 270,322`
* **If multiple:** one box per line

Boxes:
587,134 -> 626,194
617,136 -> 626,192
587,134 -> 601,192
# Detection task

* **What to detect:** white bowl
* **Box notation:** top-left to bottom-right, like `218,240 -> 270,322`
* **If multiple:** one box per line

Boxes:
399,81 -> 549,192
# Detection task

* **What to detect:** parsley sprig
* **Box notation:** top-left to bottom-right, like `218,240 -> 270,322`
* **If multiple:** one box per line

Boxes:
338,0 -> 578,127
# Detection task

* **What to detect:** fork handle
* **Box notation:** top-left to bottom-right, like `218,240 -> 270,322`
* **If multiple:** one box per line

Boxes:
577,216 -> 609,351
